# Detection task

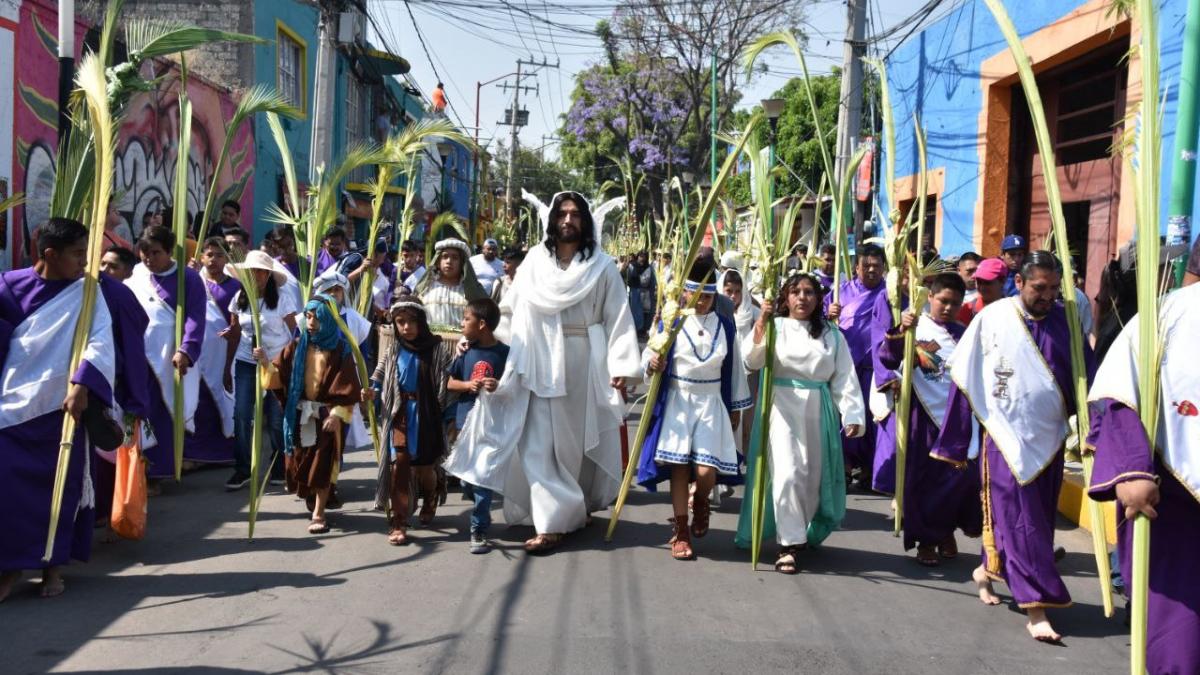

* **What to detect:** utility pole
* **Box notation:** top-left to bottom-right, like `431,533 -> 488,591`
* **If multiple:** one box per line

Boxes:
499,57 -> 557,219
57,0 -> 75,143
834,0 -> 868,249
309,1 -> 336,185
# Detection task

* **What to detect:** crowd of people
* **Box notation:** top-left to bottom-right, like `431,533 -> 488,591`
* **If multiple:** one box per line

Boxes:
0,190 -> 1196,672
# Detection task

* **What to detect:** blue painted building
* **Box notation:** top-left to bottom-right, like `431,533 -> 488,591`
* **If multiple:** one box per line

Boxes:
881,0 -> 1195,300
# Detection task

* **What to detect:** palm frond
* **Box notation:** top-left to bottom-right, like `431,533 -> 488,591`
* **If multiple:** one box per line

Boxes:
126,20 -> 268,62
98,0 -> 126,67
266,112 -> 300,222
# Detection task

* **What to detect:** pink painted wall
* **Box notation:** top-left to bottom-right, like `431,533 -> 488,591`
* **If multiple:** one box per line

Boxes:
11,0 -> 255,267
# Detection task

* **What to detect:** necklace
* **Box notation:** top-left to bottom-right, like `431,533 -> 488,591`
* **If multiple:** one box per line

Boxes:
682,313 -> 721,362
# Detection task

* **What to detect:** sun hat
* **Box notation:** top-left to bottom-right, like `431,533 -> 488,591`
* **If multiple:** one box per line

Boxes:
226,249 -> 288,286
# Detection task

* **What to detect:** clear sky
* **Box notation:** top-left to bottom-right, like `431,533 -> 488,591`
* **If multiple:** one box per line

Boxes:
368,0 -> 947,162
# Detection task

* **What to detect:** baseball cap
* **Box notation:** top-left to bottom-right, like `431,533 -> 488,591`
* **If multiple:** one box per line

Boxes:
1001,234 -> 1028,251
975,258 -> 1007,281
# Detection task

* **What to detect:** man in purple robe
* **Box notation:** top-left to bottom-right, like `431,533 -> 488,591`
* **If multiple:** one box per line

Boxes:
1087,282 -> 1200,674
0,218 -> 117,600
127,225 -> 207,481
826,243 -> 889,490
933,251 -> 1092,642
186,236 -> 241,466
878,272 -> 981,565
315,227 -> 362,278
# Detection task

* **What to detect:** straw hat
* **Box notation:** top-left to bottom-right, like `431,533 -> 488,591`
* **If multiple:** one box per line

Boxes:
226,249 -> 288,286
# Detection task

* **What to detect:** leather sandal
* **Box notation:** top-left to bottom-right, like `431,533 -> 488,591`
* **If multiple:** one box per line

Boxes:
691,496 -> 711,538
387,528 -> 408,546
669,515 -> 694,561
916,544 -> 941,567
775,545 -> 800,574
418,497 -> 437,526
938,535 -> 959,559
308,518 -> 329,535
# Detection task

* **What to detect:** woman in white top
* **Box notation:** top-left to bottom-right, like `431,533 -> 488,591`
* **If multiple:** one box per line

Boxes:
224,251 -> 298,490
736,272 -> 865,574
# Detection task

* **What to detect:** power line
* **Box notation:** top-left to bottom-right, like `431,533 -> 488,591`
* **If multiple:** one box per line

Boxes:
398,0 -> 470,128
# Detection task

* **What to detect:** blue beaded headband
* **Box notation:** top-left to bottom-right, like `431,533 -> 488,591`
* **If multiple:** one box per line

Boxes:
683,279 -> 718,293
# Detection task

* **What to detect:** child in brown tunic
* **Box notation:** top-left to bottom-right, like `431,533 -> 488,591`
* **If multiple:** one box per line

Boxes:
259,295 -> 362,534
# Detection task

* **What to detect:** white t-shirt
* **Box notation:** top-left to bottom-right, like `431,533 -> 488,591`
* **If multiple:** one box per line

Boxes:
229,289 -> 299,363
470,253 -> 504,295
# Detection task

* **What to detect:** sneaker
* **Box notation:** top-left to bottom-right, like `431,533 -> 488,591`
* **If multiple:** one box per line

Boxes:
268,477 -> 286,487
469,532 -> 491,554
224,472 -> 250,491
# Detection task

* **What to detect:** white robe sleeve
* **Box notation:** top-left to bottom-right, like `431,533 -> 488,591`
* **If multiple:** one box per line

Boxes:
600,264 -> 642,380
830,328 -> 866,430
742,323 -> 768,372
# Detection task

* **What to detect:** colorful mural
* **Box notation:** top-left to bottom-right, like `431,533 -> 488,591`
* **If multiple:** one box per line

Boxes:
8,0 -> 254,268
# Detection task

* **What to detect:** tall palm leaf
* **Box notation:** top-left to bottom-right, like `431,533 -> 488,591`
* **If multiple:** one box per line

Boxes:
125,20 -> 268,62
194,86 -> 301,254
45,53 -> 116,561
983,0 -> 1114,619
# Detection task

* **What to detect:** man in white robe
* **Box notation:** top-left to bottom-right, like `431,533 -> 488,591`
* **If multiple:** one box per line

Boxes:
447,191 -> 641,553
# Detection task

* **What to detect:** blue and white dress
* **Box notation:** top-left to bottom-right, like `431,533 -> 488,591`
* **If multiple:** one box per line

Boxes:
636,311 -> 752,488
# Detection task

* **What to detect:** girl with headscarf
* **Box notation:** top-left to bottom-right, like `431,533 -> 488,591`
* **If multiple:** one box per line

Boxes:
367,294 -> 455,546
259,295 -> 362,534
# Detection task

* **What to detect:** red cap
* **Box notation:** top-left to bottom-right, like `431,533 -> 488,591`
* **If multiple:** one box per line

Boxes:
974,258 -> 1007,281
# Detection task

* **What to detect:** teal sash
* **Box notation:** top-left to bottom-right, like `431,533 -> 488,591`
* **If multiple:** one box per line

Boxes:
734,376 -> 847,548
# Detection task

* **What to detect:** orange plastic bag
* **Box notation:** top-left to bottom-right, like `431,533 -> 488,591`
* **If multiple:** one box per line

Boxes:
111,421 -> 147,540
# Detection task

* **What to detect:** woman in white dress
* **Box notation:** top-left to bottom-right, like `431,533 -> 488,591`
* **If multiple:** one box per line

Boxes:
638,260 -> 752,560
738,272 -> 864,574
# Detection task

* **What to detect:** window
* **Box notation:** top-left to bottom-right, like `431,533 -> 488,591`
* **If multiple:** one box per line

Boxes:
346,77 -> 364,144
276,23 -> 307,114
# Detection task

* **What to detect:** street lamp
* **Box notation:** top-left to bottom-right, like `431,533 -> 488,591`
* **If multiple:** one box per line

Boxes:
761,98 -> 784,255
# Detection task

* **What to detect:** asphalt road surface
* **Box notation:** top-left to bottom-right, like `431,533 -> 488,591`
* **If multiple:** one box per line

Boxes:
1,444 -> 1129,674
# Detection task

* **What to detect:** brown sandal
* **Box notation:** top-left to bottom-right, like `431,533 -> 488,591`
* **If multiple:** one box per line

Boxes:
670,515 -> 694,560
916,544 -> 941,566
418,497 -> 437,526
308,518 -> 329,535
387,528 -> 408,546
775,545 -> 800,574
938,535 -> 959,559
524,533 -> 562,554
691,496 -> 711,538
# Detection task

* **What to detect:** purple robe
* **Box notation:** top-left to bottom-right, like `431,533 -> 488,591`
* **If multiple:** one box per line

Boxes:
826,278 -> 889,483
142,266 -> 207,478
933,305 -> 1089,608
315,248 -> 337,276
276,256 -> 302,281
93,275 -> 151,521
0,269 -> 112,569
878,321 -> 982,550
870,292 -> 905,493
1088,400 -> 1200,675
184,275 -> 241,465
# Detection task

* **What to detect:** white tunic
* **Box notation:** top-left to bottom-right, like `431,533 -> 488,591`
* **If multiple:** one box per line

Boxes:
643,312 -> 751,474
743,318 -> 864,546
446,248 -> 641,534
423,280 -> 468,327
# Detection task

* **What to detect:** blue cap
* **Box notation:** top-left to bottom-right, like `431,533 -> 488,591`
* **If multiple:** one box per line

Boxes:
1001,234 -> 1027,251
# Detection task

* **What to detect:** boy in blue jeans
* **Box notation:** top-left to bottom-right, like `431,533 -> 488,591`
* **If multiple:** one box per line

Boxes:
447,297 -> 509,553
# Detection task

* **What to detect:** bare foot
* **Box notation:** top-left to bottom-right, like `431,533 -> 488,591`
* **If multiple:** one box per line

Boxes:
0,571 -> 21,602
972,566 -> 1001,605
1026,608 -> 1062,642
39,567 -> 65,598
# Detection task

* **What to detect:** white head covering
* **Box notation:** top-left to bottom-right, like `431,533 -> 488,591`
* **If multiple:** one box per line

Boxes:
313,271 -> 350,297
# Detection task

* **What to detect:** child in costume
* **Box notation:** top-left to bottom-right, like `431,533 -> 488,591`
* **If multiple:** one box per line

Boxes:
260,295 -> 362,534
876,272 -> 982,566
368,294 -> 455,546
737,272 -> 864,574
637,258 -> 751,560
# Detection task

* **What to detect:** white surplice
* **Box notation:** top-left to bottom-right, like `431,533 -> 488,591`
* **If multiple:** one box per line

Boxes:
446,246 -> 641,534
743,318 -> 864,546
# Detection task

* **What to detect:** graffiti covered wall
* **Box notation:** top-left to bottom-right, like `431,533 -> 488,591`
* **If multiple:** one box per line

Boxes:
9,0 -> 254,268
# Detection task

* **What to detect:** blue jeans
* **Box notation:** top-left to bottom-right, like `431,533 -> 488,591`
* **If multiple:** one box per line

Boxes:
233,359 -> 284,477
469,483 -> 493,534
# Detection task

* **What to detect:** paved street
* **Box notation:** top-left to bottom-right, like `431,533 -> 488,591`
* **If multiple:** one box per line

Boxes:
3,443 -> 1129,675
